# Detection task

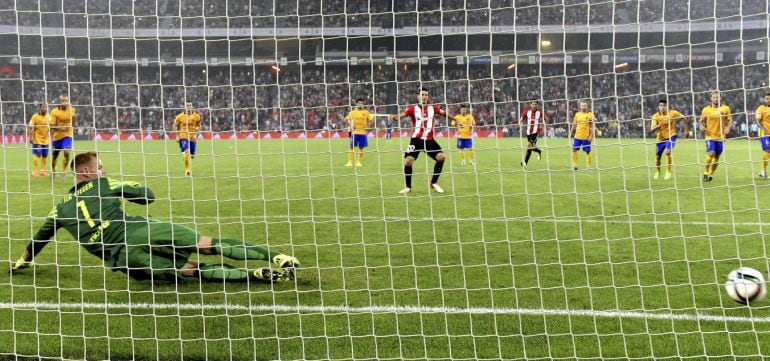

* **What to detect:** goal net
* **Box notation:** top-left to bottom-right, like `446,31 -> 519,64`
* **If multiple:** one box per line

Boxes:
2,0 -> 770,359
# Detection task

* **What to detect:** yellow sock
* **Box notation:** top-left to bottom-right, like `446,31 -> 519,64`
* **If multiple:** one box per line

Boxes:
710,157 -> 719,176
586,153 -> 592,168
763,152 -> 770,172
356,150 -> 363,163
666,153 -> 672,172
347,149 -> 354,163
459,150 -> 465,161
571,152 -> 578,167
40,156 -> 47,171
184,153 -> 191,172
704,155 -> 712,174
469,149 -> 474,160
32,157 -> 39,172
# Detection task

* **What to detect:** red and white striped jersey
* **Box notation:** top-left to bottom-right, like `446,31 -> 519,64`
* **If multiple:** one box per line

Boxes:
521,108 -> 545,135
404,104 -> 442,140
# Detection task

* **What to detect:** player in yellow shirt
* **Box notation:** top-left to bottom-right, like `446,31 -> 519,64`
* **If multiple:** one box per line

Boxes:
174,102 -> 202,176
451,104 -> 476,165
699,90 -> 732,182
49,95 -> 75,176
650,99 -> 688,180
344,99 -> 374,167
570,101 -> 596,170
28,103 -> 50,177
756,94 -> 770,178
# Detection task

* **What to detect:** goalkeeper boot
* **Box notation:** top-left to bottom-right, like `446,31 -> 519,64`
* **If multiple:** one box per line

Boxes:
758,171 -> 768,179
653,171 -> 660,180
273,254 -> 300,269
252,267 -> 294,282
664,171 -> 672,180
398,187 -> 412,194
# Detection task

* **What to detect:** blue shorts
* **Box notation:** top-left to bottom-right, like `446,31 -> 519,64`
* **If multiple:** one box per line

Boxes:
51,137 -> 72,151
760,136 -> 770,152
32,144 -> 49,157
457,138 -> 473,149
705,140 -> 724,156
179,139 -> 197,155
655,135 -> 677,157
352,134 -> 368,148
572,138 -> 591,153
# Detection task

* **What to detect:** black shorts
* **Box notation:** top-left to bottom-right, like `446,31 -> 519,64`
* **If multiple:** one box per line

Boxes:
404,138 -> 443,160
526,133 -> 539,145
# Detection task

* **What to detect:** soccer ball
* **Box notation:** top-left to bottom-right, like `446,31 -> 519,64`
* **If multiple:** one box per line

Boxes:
725,267 -> 767,304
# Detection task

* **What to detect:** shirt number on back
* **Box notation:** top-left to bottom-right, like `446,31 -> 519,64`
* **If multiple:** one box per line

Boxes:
77,200 -> 96,228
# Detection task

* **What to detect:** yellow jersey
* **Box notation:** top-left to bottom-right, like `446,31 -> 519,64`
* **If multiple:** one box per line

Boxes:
28,113 -> 50,145
573,111 -> 594,140
345,109 -> 373,135
700,104 -> 732,141
174,112 -> 201,140
651,109 -> 684,141
756,105 -> 770,133
454,114 -> 475,139
50,106 -> 75,141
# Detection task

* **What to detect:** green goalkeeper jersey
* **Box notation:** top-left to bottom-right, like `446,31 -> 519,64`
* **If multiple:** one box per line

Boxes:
29,177 -> 155,267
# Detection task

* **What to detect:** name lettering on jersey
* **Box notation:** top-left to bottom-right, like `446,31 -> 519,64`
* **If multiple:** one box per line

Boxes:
88,220 -> 111,243
60,182 -> 95,203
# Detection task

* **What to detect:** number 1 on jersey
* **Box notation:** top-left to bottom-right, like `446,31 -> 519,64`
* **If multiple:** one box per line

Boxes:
77,200 -> 96,228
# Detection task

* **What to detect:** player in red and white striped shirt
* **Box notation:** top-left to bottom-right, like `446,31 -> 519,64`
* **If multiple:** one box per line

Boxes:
519,100 -> 549,168
390,88 -> 456,194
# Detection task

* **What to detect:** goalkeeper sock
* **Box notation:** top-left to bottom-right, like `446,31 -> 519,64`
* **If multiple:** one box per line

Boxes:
571,151 -> 578,168
211,238 -> 278,261
763,152 -> 770,172
586,152 -> 592,167
703,155 -> 712,174
666,153 -> 672,172
524,149 -> 532,164
198,263 -> 250,282
533,148 -> 541,155
404,165 -> 413,188
431,159 -> 444,184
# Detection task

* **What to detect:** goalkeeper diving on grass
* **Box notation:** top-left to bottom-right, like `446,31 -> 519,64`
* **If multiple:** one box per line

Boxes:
11,151 -> 299,282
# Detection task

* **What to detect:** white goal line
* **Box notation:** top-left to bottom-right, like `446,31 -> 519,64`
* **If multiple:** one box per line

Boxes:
3,301 -> 769,324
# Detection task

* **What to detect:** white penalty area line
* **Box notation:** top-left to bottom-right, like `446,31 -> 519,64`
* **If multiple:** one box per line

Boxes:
161,214 -> 770,228
3,301 -> 770,324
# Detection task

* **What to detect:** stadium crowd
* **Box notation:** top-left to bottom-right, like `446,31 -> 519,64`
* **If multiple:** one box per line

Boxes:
4,0 -> 759,30
1,62 -> 767,139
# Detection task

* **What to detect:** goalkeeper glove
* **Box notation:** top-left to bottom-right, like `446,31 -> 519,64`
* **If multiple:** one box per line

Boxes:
10,257 -> 33,273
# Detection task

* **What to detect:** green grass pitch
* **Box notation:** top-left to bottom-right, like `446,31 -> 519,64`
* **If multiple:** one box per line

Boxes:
2,135 -> 770,360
